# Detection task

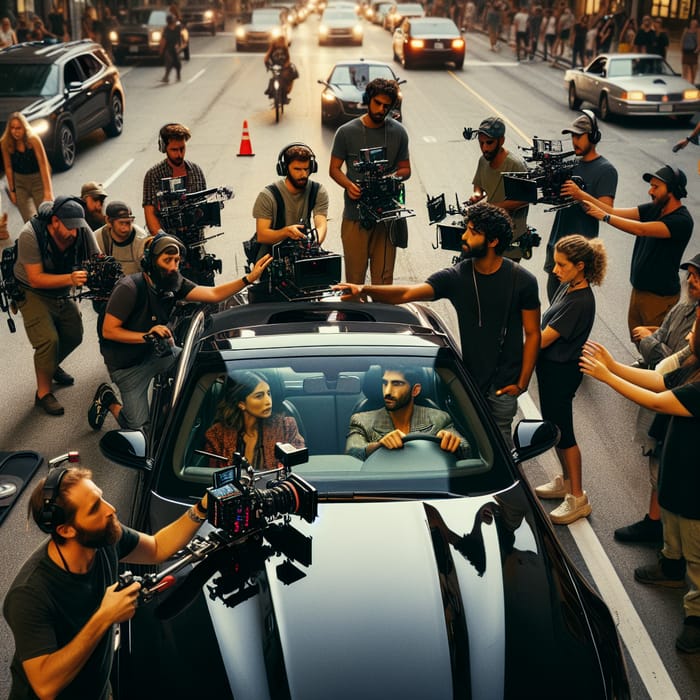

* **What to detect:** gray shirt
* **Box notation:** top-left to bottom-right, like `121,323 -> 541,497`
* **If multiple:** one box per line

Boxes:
252,178 -> 329,226
94,224 -> 149,276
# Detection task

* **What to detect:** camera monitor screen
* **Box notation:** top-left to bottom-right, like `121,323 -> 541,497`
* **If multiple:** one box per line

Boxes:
503,174 -> 539,204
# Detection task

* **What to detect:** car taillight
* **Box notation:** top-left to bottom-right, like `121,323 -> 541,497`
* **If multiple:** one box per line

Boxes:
409,39 -> 424,49
452,38 -> 465,49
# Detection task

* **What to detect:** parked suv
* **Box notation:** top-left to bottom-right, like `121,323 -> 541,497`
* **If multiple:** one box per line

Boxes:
0,39 -> 125,171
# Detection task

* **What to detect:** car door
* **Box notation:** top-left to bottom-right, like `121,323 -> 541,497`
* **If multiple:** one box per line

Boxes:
580,56 -> 606,103
61,57 -> 91,136
75,52 -> 112,135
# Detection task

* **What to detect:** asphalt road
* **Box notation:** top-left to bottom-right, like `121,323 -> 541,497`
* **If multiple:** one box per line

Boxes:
1,14 -> 699,698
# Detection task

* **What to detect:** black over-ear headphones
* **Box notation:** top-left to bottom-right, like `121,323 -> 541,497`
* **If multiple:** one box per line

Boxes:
38,467 -> 69,534
158,123 -> 191,153
140,231 -> 186,274
276,142 -> 318,177
666,164 -> 688,199
581,109 -> 601,144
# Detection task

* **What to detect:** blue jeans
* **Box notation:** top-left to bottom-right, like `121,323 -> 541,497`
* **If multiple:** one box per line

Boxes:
486,385 -> 517,450
110,350 -> 178,430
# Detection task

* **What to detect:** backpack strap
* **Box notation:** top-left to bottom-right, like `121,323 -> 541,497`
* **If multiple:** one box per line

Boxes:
266,184 -> 286,231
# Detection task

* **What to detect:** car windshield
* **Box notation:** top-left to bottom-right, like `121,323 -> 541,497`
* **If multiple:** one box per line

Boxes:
252,9 -> 284,23
411,19 -> 456,32
607,56 -> 675,78
394,3 -> 424,13
0,63 -> 59,97
324,9 -> 357,19
128,9 -> 168,24
169,347 -> 513,498
329,63 -> 395,86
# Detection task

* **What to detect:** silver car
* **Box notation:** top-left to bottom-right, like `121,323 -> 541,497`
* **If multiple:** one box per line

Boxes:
565,53 -> 700,121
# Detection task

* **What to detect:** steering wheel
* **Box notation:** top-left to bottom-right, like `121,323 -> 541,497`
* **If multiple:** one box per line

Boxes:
361,432 -> 458,472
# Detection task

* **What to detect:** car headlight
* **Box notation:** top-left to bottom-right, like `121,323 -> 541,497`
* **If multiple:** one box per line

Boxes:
621,90 -> 645,101
319,24 -> 329,35
452,38 -> 465,49
367,9 -> 374,17
151,30 -> 162,43
108,30 -> 119,43
683,88 -> 700,100
204,10 -> 213,19
322,91 -> 337,102
29,118 -> 51,136
271,27 -> 282,38
409,39 -> 424,49
352,24 -> 363,36
235,26 -> 246,39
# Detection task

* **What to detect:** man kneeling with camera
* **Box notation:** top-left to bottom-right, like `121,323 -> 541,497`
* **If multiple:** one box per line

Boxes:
88,232 -> 271,432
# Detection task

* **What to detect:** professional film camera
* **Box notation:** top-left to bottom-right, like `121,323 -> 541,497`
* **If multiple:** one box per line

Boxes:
116,443 -> 318,612
155,177 -> 234,286
502,138 -> 583,211
353,146 -> 415,230
426,192 -> 542,261
247,225 -> 343,302
71,254 -> 124,303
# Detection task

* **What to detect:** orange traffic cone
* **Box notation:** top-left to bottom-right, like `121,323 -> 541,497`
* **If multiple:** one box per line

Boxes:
237,120 -> 255,157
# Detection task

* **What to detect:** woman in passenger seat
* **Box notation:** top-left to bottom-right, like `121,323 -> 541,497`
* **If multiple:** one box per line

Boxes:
204,370 -> 305,470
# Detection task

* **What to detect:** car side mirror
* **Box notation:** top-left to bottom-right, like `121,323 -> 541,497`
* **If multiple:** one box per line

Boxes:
511,419 -> 560,463
100,429 -> 149,471
66,81 -> 82,92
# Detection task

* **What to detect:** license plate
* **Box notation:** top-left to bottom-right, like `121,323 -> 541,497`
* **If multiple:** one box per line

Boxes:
129,45 -> 139,53
434,41 -> 444,49
658,103 -> 673,112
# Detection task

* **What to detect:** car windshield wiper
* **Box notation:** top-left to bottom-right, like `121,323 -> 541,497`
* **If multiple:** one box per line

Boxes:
320,490 -> 462,501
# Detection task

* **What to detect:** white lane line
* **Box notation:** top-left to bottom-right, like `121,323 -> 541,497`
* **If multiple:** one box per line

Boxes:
103,159 -> 134,188
517,393 -> 680,699
187,69 -> 206,84
462,60 -> 520,67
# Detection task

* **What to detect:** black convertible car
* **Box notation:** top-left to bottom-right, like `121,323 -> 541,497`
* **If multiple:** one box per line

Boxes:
101,300 -> 629,699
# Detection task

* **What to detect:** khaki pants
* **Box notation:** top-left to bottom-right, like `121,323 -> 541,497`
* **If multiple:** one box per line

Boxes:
661,508 -> 700,618
341,218 -> 397,285
14,171 -> 45,223
17,289 -> 83,375
628,288 -> 679,340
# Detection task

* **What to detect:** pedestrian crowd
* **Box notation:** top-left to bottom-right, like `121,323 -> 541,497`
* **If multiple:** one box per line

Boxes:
1,15 -> 700,699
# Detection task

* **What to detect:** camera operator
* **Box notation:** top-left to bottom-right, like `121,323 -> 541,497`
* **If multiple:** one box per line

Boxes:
94,201 -> 148,276
88,233 -> 272,432
577,165 -> 693,340
142,123 -> 206,236
468,116 -> 530,261
13,197 -> 99,416
80,181 -> 107,231
329,77 -> 411,285
3,466 -> 209,700
337,203 -> 540,447
544,111 -> 618,301
252,143 -> 329,256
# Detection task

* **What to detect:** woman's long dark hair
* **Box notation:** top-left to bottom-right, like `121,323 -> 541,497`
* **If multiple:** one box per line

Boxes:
214,371 -> 270,431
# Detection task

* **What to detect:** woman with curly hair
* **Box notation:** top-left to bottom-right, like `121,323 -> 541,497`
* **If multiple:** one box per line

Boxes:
1,112 -> 54,222
534,234 -> 607,524
204,371 -> 305,470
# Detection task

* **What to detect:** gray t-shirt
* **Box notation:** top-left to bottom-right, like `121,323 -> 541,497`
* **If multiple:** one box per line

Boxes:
252,179 -> 329,226
94,224 -> 149,276
331,118 -> 410,221
472,150 -> 529,238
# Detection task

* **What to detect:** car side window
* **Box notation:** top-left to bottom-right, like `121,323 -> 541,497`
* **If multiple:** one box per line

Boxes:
63,59 -> 84,86
587,57 -> 606,75
77,53 -> 104,80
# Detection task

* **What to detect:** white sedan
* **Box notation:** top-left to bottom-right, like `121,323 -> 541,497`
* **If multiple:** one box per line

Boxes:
564,53 -> 700,121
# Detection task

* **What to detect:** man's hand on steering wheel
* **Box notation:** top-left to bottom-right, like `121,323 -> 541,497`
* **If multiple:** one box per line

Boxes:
378,429 -> 406,450
436,429 -> 461,453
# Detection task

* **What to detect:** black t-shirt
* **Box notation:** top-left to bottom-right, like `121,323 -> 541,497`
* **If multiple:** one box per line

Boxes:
540,284 -> 595,363
99,272 -> 195,372
658,376 -> 700,519
634,28 -> 656,50
3,527 -> 140,700
630,203 -> 693,295
427,258 -> 540,392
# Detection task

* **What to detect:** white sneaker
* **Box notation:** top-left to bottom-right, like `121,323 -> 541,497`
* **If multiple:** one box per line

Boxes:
534,475 -> 571,499
550,492 -> 592,525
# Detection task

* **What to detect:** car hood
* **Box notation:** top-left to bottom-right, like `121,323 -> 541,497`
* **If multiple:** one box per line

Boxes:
605,75 -> 693,91
153,486 -> 615,699
0,96 -> 62,121
326,84 -> 362,102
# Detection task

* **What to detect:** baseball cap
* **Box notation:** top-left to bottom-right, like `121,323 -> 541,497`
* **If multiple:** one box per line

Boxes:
680,253 -> 700,271
80,181 -> 107,199
642,165 -> 687,197
562,114 -> 594,135
54,199 -> 89,230
150,231 -> 185,259
478,117 -> 505,139
106,201 -> 134,220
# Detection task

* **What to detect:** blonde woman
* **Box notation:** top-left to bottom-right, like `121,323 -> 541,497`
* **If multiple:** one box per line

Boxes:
1,113 -> 53,222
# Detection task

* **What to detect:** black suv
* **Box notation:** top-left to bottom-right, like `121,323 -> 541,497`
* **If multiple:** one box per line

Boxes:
0,40 -> 125,171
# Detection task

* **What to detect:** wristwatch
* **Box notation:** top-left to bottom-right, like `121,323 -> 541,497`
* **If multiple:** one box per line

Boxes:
603,214 -> 611,224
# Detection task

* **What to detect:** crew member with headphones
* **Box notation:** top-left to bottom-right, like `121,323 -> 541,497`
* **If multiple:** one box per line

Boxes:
87,231 -> 272,432
543,109 -> 618,302
13,196 -> 99,415
329,77 -> 411,285
3,465 -> 210,699
142,122 -> 206,235
576,163 -> 694,340
252,142 -> 329,255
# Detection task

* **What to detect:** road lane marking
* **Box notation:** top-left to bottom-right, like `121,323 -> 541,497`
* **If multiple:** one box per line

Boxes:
103,159 -> 134,188
518,392 -> 680,699
187,69 -> 206,84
